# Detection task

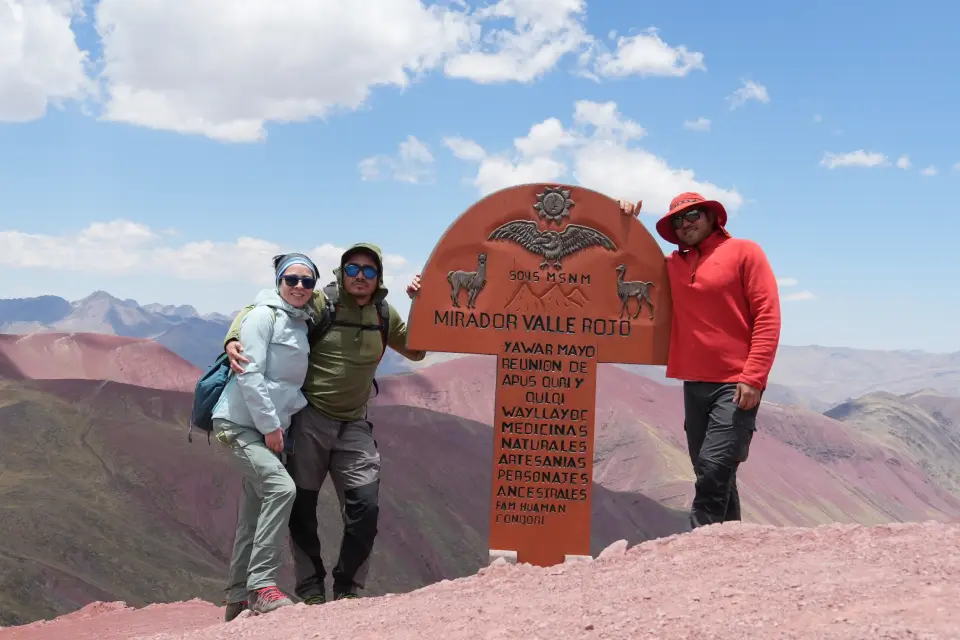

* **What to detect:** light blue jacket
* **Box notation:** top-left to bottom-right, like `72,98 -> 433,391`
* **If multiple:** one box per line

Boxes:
212,288 -> 312,435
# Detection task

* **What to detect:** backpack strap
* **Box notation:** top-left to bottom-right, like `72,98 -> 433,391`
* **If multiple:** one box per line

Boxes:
306,282 -> 339,348
306,282 -> 392,396
373,298 -> 391,363
308,283 -> 390,354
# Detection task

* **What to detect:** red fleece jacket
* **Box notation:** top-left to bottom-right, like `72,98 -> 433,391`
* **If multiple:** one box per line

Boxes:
664,229 -> 781,390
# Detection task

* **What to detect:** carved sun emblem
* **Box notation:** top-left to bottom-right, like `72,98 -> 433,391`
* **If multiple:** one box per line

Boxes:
533,186 -> 575,223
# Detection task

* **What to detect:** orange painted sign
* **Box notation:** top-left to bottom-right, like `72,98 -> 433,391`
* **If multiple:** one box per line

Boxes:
407,184 -> 672,566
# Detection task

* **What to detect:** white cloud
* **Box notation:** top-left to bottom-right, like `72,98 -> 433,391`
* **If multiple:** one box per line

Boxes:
590,27 -> 705,78
819,150 -> 888,169
92,0 -> 479,142
444,99 -> 743,216
95,0 -> 680,140
0,220 -> 417,295
359,135 -> 435,184
683,117 -> 710,132
777,277 -> 815,302
0,0 -> 92,122
920,165 -> 937,176
444,0 -> 591,84
512,117 -> 579,156
953,162 -> 960,173
3,2 -> 714,140
443,137 -> 488,162
896,155 -> 911,169
726,79 -> 769,110
813,114 -> 822,123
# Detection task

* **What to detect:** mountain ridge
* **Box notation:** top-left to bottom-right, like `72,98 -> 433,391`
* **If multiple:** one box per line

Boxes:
0,333 -> 201,392
0,292 -> 232,369
3,291 -> 959,410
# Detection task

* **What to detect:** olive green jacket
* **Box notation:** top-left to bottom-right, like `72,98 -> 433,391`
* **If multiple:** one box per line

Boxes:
224,243 -> 426,421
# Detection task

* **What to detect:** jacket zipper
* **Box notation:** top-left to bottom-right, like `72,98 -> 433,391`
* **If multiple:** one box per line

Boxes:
689,248 -> 702,284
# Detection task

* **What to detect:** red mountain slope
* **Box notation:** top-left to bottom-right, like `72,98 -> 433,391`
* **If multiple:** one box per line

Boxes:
0,373 -> 687,626
0,333 -> 201,392
5,347 -> 960,627
373,355 -> 960,526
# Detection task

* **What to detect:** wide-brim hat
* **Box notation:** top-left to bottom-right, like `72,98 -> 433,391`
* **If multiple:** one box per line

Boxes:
655,191 -> 728,245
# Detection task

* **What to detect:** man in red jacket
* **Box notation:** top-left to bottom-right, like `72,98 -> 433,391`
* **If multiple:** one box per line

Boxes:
619,192 -> 781,528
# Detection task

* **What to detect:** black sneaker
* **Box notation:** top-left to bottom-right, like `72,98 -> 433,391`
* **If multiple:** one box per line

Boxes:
224,600 -> 247,622
302,593 -> 326,605
332,586 -> 358,601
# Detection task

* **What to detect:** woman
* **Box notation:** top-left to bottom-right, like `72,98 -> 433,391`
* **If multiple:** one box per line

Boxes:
212,252 -> 318,620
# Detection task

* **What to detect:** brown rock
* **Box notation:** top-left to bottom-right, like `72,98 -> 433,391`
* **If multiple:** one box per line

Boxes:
597,539 -> 628,560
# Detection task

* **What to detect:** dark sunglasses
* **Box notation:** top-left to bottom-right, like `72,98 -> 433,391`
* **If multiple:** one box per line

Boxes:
671,208 -> 705,228
280,274 -> 316,289
344,263 -> 378,279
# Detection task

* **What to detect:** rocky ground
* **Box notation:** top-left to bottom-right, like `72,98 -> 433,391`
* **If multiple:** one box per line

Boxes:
3,521 -> 959,640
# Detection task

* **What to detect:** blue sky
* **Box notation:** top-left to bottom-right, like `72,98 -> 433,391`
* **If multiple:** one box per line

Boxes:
0,0 -> 957,352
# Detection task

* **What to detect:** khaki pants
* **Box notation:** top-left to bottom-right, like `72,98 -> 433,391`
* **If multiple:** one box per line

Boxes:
215,418 -> 296,602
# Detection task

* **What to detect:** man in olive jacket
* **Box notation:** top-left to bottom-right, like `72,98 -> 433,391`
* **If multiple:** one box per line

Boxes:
222,242 -> 425,604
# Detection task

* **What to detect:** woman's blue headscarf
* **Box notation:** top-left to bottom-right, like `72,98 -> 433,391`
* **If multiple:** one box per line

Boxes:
273,252 -> 318,287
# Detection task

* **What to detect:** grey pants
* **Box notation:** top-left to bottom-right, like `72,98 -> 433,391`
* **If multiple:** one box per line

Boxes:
683,382 -> 759,528
214,418 -> 296,602
285,404 -> 381,598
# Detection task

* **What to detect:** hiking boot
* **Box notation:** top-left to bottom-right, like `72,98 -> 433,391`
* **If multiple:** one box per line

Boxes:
224,600 -> 247,622
332,585 -> 358,601
249,586 -> 293,614
302,593 -> 326,605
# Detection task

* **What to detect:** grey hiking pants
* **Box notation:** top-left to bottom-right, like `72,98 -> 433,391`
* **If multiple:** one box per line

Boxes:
682,382 -> 760,529
285,404 -> 381,599
214,418 -> 296,602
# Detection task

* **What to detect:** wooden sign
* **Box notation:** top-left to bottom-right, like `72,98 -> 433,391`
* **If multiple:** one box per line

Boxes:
406,184 -> 671,567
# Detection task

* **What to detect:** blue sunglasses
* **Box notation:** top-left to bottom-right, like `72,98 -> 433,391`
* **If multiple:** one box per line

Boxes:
344,263 -> 378,279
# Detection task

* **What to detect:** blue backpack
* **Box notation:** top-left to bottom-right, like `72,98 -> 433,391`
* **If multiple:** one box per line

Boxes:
188,308 -> 276,444
187,352 -> 233,443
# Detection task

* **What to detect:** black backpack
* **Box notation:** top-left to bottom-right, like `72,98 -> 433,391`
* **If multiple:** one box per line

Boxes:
307,281 -> 391,396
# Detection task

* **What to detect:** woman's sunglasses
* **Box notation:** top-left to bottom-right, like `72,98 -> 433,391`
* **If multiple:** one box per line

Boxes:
344,263 -> 378,279
281,275 -> 317,289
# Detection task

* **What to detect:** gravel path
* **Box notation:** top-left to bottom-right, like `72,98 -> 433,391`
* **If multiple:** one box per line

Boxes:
5,521 -> 959,639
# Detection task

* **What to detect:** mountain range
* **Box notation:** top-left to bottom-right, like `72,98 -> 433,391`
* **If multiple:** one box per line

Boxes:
2,324 -> 960,626
4,291 -> 957,412
376,356 -> 960,525
0,292 -> 233,370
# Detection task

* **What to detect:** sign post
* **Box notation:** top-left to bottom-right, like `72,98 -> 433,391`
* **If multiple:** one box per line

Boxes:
406,184 -> 671,567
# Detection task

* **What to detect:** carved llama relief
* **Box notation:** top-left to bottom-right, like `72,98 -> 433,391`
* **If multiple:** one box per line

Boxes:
447,253 -> 488,309
615,263 -> 655,320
